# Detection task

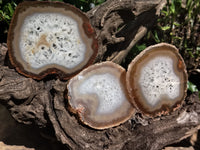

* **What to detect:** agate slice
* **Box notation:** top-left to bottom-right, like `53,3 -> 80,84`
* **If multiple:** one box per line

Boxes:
127,43 -> 187,117
67,61 -> 135,129
7,1 -> 98,80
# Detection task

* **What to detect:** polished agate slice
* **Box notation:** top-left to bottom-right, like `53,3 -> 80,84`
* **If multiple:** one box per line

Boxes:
127,43 -> 188,117
7,1 -> 98,80
67,61 -> 135,129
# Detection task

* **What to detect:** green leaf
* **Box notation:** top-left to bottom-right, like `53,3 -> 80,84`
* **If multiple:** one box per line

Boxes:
79,0 -> 88,3
172,36 -> 182,40
153,31 -> 160,43
186,48 -> 193,51
188,51 -> 194,58
7,3 -> 14,15
0,10 -> 4,21
195,50 -> 199,55
173,22 -> 181,26
187,81 -> 199,92
186,0 -> 193,9
161,26 -> 170,31
136,44 -> 146,51
96,0 -> 106,5
161,10 -> 168,16
170,0 -> 175,14
4,14 -> 10,20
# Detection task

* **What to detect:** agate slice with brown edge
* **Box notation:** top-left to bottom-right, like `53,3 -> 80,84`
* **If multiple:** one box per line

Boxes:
66,61 -> 135,129
7,1 -> 98,80
126,43 -> 188,117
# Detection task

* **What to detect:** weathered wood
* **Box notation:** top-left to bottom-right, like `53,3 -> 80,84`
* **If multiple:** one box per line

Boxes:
87,0 -> 166,64
0,141 -> 34,150
0,54 -> 200,149
0,0 -> 200,149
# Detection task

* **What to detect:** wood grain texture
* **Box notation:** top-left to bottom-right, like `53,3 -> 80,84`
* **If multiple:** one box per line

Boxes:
0,0 -> 200,149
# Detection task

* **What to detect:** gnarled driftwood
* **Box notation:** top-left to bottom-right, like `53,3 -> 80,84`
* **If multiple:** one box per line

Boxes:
0,0 -> 200,149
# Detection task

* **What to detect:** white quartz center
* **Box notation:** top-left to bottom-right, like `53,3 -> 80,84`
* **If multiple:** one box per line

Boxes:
139,56 -> 180,106
78,73 -> 126,114
19,13 -> 86,69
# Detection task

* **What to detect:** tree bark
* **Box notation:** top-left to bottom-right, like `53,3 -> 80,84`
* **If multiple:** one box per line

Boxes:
0,0 -> 200,150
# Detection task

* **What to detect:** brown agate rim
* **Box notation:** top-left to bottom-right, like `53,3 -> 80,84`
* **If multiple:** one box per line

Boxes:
66,61 -> 135,129
126,43 -> 188,117
7,1 -> 98,80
